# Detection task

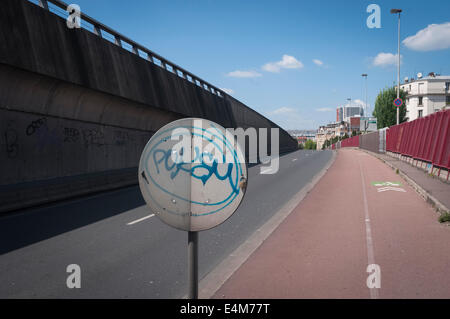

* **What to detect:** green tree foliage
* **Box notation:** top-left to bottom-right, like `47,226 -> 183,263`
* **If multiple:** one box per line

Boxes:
321,139 -> 332,149
304,139 -> 316,150
373,86 -> 407,128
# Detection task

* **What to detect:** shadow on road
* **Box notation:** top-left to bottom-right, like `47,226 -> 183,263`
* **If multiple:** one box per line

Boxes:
0,186 -> 145,255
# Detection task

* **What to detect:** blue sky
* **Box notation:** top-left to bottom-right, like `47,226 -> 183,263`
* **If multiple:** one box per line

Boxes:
68,0 -> 450,130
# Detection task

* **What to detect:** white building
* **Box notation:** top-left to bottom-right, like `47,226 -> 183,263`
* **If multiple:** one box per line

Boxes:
359,117 -> 377,132
400,73 -> 450,121
342,104 -> 364,123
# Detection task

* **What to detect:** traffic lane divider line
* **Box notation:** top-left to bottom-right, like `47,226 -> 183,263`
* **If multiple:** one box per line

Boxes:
127,214 -> 155,225
358,157 -> 379,299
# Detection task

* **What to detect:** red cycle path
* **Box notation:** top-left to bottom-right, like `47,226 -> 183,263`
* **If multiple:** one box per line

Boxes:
213,149 -> 450,299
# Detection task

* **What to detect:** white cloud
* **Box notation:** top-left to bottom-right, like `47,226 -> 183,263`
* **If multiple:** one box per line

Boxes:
269,107 -> 296,115
226,70 -> 262,78
262,55 -> 304,73
220,88 -> 234,95
315,107 -> 333,112
372,52 -> 402,67
403,22 -> 450,51
313,59 -> 324,66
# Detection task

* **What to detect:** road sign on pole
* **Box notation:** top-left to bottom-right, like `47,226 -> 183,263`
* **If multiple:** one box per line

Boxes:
138,118 -> 248,299
394,98 -> 403,108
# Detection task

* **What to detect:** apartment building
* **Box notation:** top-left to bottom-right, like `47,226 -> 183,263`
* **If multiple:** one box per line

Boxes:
400,73 -> 450,121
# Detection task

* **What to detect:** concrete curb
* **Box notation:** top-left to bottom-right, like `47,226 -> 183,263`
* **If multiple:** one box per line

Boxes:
197,150 -> 337,299
362,149 -> 450,215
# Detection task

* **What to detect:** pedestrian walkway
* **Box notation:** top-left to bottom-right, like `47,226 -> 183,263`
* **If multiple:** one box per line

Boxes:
213,148 -> 450,299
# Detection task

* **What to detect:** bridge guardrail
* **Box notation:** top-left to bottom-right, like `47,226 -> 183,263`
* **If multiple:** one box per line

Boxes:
32,0 -> 226,98
329,109 -> 449,178
387,109 -> 449,171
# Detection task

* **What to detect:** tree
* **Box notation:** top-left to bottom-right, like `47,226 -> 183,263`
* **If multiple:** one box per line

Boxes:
373,86 -> 407,128
304,139 -> 316,150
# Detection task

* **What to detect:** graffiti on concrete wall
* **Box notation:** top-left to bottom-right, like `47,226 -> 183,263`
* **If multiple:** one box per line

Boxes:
2,110 -> 155,177
4,122 -> 19,159
25,118 -> 47,136
82,128 -> 105,147
63,127 -> 80,143
113,130 -> 130,146
24,117 -> 61,149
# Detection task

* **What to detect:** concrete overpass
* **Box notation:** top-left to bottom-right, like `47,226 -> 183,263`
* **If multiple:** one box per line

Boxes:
0,0 -> 297,212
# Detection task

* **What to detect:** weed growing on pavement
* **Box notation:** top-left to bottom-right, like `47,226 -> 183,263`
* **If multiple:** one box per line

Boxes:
438,212 -> 450,223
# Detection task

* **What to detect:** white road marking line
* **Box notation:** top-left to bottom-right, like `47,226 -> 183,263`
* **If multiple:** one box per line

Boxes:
292,158 -> 298,162
359,160 -> 379,299
377,187 -> 406,193
260,167 -> 275,174
373,182 -> 401,187
127,214 -> 155,225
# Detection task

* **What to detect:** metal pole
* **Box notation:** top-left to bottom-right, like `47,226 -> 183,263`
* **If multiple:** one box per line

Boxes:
188,231 -> 198,299
397,12 -> 401,125
365,76 -> 368,119
362,74 -> 368,130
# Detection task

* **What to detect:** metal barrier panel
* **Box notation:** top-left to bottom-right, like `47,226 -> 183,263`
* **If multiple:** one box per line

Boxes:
421,113 -> 436,161
378,128 -> 386,153
404,120 -> 413,157
414,118 -> 425,159
429,111 -> 444,165
432,111 -> 450,169
359,131 -> 379,153
386,109 -> 449,169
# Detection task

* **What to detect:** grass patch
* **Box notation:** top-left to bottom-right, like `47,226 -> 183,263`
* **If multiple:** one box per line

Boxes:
438,212 -> 450,223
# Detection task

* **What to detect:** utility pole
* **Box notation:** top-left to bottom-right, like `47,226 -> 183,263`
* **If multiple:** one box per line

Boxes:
391,9 -> 402,125
362,74 -> 368,117
362,74 -> 368,132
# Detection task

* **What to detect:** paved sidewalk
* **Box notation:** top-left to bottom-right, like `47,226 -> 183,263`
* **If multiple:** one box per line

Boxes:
213,149 -> 450,299
369,152 -> 450,213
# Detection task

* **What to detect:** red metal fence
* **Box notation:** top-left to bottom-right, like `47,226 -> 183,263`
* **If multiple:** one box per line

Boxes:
386,109 -> 450,170
340,135 -> 359,148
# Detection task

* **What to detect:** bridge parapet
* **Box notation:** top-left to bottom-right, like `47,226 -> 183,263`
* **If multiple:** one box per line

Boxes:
31,0 -> 225,98
0,0 -> 297,212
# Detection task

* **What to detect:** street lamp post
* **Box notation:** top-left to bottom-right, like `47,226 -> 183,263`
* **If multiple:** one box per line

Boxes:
362,74 -> 368,132
391,8 -> 402,125
362,74 -> 368,116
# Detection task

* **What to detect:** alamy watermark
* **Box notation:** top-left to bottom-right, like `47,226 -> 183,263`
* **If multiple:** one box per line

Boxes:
366,4 -> 381,29
66,264 -> 81,289
170,120 -> 280,174
366,264 -> 381,289
66,4 -> 81,29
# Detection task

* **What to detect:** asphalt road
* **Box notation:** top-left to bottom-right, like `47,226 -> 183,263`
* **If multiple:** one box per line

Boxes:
0,149 -> 332,298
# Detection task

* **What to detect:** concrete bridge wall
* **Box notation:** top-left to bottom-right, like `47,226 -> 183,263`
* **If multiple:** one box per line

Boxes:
0,0 -> 297,212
